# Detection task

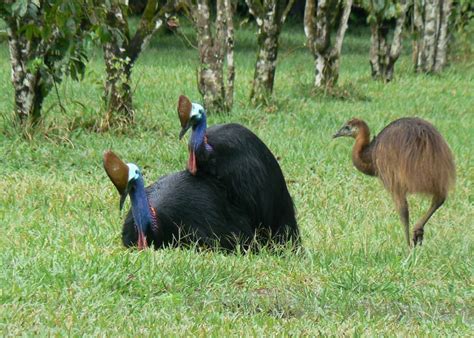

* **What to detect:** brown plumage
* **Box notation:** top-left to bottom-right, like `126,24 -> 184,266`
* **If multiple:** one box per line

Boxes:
334,117 -> 455,246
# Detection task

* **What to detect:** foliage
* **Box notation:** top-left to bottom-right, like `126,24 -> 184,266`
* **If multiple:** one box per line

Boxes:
0,26 -> 473,335
451,0 -> 474,56
0,0 -> 90,92
85,0 -> 175,127
359,0 -> 403,23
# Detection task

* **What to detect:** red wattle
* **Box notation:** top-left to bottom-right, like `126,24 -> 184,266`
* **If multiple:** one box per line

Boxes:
188,150 -> 197,175
137,231 -> 147,250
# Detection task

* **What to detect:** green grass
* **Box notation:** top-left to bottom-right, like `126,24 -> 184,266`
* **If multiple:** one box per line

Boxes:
1,23 -> 473,335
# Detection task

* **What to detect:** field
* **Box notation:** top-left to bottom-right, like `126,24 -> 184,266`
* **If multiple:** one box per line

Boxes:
1,22 -> 473,335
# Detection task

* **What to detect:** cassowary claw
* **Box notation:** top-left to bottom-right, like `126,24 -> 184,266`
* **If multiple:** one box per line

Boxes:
413,229 -> 424,246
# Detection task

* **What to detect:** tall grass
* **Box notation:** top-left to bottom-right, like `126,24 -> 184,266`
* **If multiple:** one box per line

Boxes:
0,23 -> 472,335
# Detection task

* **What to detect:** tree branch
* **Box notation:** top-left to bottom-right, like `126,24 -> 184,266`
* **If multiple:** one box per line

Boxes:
304,0 -> 316,54
281,0 -> 296,24
245,0 -> 264,19
332,0 -> 353,59
388,0 -> 408,62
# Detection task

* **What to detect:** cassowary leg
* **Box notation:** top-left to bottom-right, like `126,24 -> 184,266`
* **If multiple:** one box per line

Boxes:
413,196 -> 445,246
394,194 -> 410,247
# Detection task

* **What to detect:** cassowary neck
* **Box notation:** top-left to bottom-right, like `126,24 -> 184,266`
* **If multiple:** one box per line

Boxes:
129,176 -> 153,236
352,125 -> 376,176
190,114 -> 207,151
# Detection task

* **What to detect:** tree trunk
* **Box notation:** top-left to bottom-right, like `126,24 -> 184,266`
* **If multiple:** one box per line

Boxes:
247,0 -> 295,105
413,0 -> 454,73
6,21 -> 46,126
434,0 -> 453,72
251,29 -> 279,104
1,0 -> 90,130
369,0 -> 408,82
190,0 -> 235,114
304,0 -> 353,89
369,23 -> 388,79
99,0 -> 166,128
422,0 -> 438,71
195,0 -> 224,112
102,45 -> 134,126
100,3 -> 134,126
223,0 -> 235,110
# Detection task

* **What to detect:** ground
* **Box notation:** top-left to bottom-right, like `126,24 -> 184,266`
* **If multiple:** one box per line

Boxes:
0,23 -> 473,335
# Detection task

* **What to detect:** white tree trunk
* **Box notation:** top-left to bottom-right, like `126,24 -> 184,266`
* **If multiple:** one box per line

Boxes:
189,0 -> 234,113
413,0 -> 453,73
369,0 -> 409,82
247,0 -> 295,105
434,0 -> 453,72
304,0 -> 352,88
224,0 -> 235,110
6,22 -> 44,125
100,0 -> 166,128
422,0 -> 438,71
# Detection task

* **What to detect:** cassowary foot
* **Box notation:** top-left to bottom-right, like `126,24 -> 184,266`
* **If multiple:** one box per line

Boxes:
413,229 -> 424,246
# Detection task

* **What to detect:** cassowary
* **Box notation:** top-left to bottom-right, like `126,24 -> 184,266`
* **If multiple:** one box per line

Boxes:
103,150 -> 257,251
333,117 -> 455,246
177,95 -> 299,246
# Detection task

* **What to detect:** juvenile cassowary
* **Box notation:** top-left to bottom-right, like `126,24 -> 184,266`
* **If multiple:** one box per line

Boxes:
333,117 -> 455,246
103,150 -> 257,251
177,95 -> 299,247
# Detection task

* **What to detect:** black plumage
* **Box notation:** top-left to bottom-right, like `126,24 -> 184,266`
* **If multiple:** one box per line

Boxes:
193,123 -> 300,246
121,170 -> 257,251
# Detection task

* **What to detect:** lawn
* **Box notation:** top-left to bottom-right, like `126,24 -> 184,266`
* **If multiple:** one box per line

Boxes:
0,22 -> 473,335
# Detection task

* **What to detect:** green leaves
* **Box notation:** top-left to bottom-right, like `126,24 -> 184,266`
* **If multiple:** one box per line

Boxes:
12,0 -> 30,18
361,0 -> 401,22
0,0 -> 93,124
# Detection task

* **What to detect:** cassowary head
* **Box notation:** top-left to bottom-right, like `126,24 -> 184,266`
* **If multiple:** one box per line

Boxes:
333,118 -> 369,139
178,95 -> 206,140
103,150 -> 149,249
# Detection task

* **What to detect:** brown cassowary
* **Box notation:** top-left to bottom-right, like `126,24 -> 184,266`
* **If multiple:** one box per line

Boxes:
103,151 -> 257,251
177,95 -> 299,247
333,117 -> 455,246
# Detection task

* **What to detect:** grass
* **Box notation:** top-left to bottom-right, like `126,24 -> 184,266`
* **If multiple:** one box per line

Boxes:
0,22 -> 473,335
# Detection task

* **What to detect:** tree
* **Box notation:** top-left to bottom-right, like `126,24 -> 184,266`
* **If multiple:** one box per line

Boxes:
363,0 -> 409,82
90,0 -> 176,128
0,0 -> 89,127
304,0 -> 353,89
180,0 -> 235,114
246,0 -> 295,105
412,0 -> 454,73
450,0 -> 474,57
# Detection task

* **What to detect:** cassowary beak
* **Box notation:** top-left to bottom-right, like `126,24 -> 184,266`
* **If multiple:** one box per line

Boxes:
119,186 -> 130,211
333,126 -> 350,138
179,122 -> 191,140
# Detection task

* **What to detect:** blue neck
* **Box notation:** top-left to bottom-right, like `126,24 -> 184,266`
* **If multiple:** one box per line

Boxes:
129,176 -> 152,235
190,114 -> 207,151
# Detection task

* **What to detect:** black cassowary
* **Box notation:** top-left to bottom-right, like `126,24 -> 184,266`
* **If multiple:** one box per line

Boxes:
103,151 -> 256,251
177,95 -> 299,246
